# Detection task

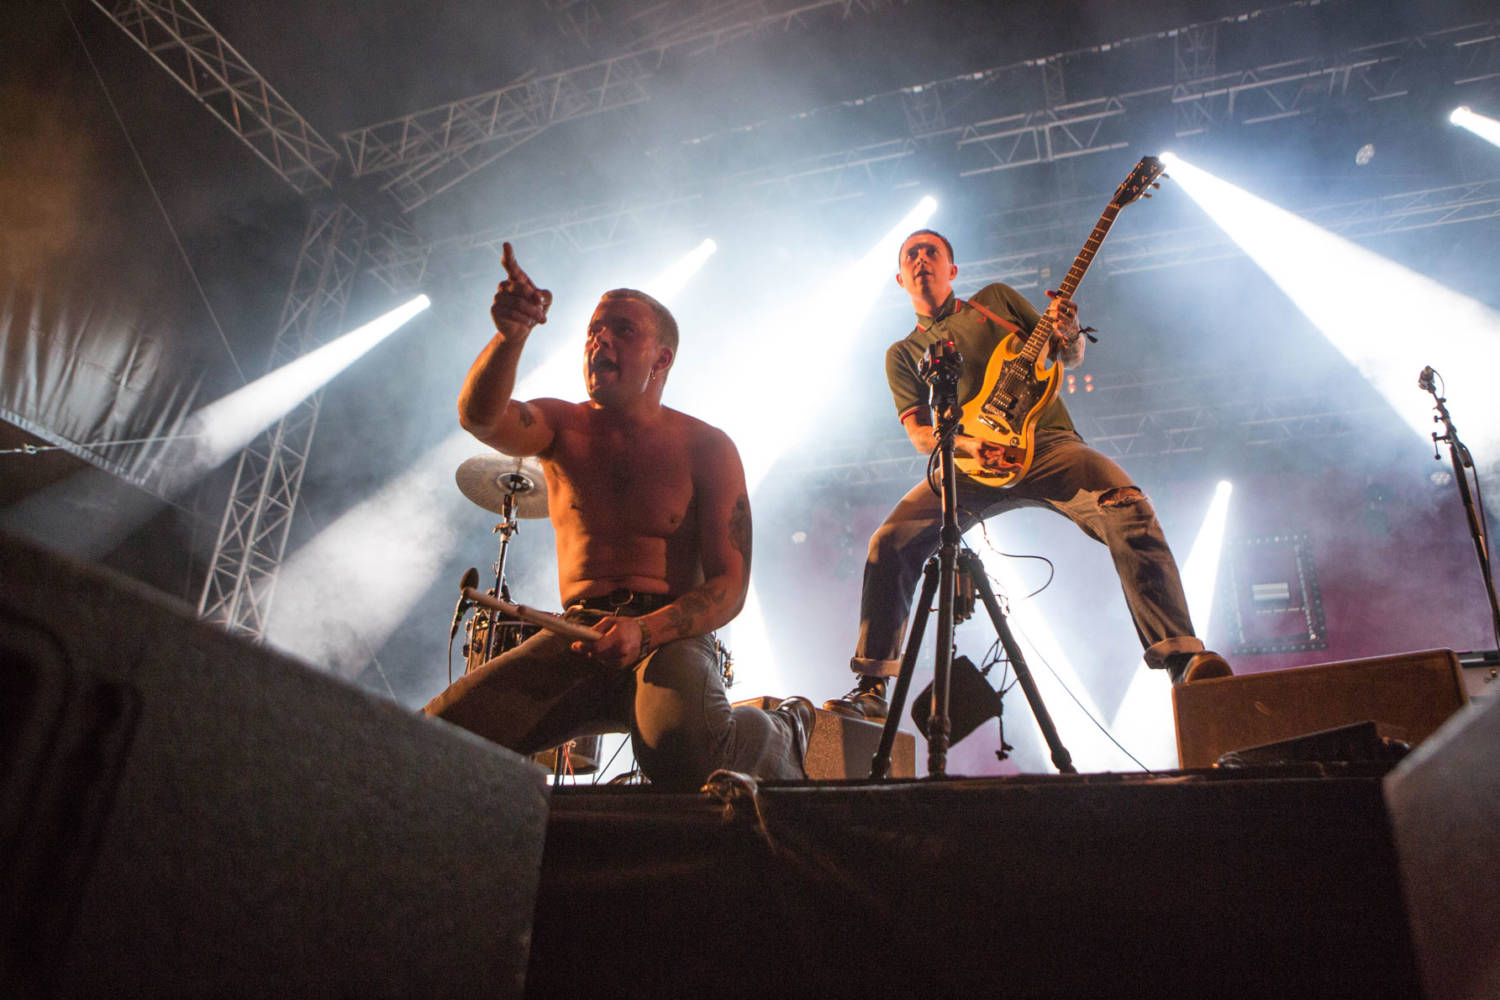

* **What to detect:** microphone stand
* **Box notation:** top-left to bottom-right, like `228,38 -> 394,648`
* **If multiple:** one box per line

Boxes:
1422,370 -> 1500,650
868,341 -> 1075,779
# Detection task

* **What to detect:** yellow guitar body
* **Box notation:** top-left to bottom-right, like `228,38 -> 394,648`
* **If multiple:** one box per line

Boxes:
954,339 -> 1061,487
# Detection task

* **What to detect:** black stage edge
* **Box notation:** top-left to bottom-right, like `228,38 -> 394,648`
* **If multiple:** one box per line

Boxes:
527,767 -> 1421,1000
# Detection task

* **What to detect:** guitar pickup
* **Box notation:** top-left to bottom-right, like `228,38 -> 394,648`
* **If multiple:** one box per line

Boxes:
978,414 -> 1002,432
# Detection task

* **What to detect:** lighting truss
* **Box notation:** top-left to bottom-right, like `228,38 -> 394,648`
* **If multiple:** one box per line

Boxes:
89,0 -> 341,193
339,0 -> 898,210
197,205 -> 366,640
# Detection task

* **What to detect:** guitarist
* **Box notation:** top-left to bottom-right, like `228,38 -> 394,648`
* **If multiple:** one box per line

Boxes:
825,229 -> 1229,723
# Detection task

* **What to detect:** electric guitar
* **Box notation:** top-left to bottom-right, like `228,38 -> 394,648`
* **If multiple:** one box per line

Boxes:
954,155 -> 1165,485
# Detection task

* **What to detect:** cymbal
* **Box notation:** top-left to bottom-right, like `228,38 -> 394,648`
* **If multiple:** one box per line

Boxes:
455,454 -> 549,518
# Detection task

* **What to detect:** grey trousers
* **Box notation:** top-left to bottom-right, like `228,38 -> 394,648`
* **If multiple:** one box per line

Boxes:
852,429 -> 1203,677
425,609 -> 804,791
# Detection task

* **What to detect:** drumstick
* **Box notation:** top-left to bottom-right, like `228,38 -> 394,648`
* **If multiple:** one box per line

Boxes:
462,588 -> 604,642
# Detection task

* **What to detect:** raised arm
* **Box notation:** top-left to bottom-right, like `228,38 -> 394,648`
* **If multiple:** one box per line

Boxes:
457,242 -> 557,456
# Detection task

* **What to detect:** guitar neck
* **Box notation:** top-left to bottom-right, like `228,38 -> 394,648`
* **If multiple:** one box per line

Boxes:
1018,200 -> 1125,363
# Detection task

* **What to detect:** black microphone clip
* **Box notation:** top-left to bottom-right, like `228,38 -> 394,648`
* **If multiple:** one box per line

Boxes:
450,567 -> 480,640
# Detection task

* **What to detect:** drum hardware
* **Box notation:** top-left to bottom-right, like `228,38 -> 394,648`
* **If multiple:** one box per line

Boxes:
533,734 -> 605,782
454,455 -> 549,663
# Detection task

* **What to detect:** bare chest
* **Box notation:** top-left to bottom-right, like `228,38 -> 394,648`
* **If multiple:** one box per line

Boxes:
546,420 -> 696,539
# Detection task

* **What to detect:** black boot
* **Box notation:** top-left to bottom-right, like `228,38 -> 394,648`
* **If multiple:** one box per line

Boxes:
822,676 -> 889,721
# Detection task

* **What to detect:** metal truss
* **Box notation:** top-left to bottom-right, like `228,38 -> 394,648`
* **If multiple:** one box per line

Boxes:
90,0 -> 340,193
197,205 -> 366,640
401,15 -> 1498,259
339,0 -> 895,210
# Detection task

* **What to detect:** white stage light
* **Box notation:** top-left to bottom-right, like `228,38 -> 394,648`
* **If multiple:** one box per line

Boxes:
1111,480 -> 1234,769
968,534 -> 1134,773
0,294 -> 431,562
710,196 -> 938,493
1158,152 -> 1500,457
703,197 -> 937,698
180,294 -> 430,477
1451,105 -> 1500,149
645,238 -> 718,301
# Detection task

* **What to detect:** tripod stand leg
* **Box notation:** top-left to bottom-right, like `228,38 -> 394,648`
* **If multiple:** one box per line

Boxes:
870,558 -> 940,779
961,550 -> 1076,775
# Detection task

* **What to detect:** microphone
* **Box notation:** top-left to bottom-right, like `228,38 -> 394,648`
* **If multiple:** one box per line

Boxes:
1418,366 -> 1437,393
450,567 -> 480,641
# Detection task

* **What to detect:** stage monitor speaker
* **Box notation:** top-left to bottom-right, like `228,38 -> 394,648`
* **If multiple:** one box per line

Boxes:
1385,688 -> 1500,1000
734,696 -> 915,779
1173,649 -> 1467,769
0,531 -> 549,999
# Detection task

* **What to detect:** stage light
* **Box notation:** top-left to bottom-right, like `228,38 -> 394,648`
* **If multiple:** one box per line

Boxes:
1451,105 -> 1500,149
0,294 -> 431,562
693,196 -> 937,699
1111,480 -> 1234,769
702,195 -> 938,493
1157,152 -> 1500,457
967,530 -> 1135,773
645,237 -> 718,301
176,294 -> 430,481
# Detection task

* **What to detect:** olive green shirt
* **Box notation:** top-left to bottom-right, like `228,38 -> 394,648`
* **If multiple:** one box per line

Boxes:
885,284 -> 1076,435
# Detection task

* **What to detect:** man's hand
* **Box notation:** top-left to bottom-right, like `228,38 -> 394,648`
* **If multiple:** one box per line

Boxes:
490,242 -> 554,341
570,616 -> 647,670
1044,289 -> 1084,367
956,434 -> 1022,472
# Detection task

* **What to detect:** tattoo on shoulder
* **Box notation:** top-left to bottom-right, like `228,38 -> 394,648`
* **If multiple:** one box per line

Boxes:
729,494 -> 751,562
514,401 -> 536,428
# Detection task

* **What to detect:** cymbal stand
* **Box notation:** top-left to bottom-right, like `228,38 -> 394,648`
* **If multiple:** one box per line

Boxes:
870,341 -> 1076,779
485,490 -> 521,661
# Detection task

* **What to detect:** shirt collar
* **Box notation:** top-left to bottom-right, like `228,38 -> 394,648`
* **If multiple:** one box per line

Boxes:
914,292 -> 959,331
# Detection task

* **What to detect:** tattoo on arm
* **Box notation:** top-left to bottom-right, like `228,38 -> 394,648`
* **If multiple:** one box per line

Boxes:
728,494 -> 751,568
514,401 -> 536,427
662,605 -> 691,641
661,585 -> 726,641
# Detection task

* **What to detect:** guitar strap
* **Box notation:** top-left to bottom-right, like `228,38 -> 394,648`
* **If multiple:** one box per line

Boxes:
956,297 -> 1025,337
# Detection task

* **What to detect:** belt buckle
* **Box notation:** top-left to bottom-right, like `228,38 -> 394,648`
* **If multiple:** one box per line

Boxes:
606,588 -> 636,612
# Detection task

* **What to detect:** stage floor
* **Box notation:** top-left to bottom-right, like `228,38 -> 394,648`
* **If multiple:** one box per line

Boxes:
525,765 -> 1420,999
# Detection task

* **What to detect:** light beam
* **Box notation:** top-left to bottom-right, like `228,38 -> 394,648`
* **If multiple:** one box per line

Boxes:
1111,480 -> 1235,769
1158,151 -> 1500,458
1451,105 -> 1500,149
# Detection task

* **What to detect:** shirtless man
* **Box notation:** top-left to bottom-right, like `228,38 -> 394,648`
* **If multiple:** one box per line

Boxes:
424,243 -> 812,790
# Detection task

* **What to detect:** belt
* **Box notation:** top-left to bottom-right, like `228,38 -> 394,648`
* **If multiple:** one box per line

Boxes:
569,588 -> 678,616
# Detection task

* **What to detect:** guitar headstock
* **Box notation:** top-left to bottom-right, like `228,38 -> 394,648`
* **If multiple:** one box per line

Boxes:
1113,156 -> 1166,208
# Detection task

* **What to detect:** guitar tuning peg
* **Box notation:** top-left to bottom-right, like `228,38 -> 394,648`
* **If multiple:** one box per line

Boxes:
1151,182 -> 1160,189
1142,192 -> 1152,198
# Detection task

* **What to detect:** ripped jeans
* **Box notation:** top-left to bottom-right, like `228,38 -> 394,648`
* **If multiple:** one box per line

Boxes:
851,429 -> 1202,677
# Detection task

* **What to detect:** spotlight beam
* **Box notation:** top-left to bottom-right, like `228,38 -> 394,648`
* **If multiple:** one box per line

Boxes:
1451,105 -> 1500,149
1158,151 -> 1500,459
181,294 -> 430,478
1111,481 -> 1234,770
